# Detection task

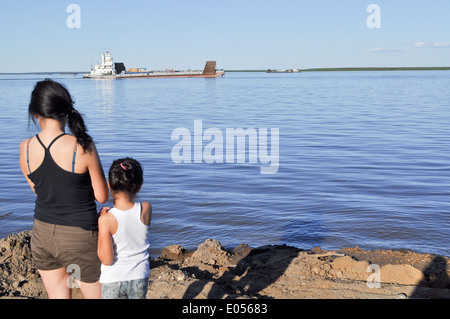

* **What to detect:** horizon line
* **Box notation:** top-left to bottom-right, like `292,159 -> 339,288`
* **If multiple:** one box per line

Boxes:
1,66 -> 450,75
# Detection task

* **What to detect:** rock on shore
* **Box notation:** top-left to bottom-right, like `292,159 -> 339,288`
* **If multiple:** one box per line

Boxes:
0,232 -> 449,299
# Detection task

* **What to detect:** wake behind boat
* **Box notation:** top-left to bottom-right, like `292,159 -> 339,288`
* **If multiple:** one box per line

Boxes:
83,51 -> 225,79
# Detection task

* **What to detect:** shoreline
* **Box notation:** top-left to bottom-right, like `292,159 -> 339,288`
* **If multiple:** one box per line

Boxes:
225,67 -> 450,72
0,231 -> 449,299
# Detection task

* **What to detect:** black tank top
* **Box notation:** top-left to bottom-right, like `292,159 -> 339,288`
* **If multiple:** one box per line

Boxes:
27,133 -> 98,230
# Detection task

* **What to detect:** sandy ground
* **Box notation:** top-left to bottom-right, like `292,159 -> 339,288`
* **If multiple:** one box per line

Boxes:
0,231 -> 449,299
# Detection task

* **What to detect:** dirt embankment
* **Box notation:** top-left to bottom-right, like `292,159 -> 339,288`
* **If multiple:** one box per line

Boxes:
0,232 -> 449,299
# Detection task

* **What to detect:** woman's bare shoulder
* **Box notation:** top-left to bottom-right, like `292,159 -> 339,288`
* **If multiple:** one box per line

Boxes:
19,136 -> 33,148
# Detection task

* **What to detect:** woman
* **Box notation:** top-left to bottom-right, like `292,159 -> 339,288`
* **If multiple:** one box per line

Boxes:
19,79 -> 109,298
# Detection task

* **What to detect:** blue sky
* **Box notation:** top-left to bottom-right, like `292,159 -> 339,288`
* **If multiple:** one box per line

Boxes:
0,0 -> 449,72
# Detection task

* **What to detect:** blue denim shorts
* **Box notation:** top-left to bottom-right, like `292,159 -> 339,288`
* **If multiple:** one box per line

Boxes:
101,277 -> 149,299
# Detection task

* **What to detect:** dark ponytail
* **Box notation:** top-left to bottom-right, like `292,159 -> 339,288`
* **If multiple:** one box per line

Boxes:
67,107 -> 93,152
28,79 -> 93,152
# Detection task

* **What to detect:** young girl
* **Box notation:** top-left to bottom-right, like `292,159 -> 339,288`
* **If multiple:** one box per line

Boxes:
97,157 -> 152,299
20,79 -> 109,299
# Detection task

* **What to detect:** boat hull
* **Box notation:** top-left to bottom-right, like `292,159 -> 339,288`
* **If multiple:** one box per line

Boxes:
83,71 -> 225,79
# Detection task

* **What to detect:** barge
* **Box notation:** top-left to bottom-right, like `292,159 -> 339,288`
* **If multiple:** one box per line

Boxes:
83,51 -> 225,79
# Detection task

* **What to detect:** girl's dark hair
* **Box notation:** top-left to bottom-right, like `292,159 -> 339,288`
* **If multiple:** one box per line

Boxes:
28,79 -> 93,152
108,158 -> 144,197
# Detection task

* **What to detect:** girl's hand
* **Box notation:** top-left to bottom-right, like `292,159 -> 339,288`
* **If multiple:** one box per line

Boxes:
99,207 -> 111,216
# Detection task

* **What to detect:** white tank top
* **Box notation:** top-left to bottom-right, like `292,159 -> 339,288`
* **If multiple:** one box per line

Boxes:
99,202 -> 150,283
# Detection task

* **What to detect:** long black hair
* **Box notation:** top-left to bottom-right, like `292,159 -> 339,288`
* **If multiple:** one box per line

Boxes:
108,158 -> 144,198
28,79 -> 93,152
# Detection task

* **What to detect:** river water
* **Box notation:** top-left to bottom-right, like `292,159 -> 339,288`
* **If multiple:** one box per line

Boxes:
0,71 -> 449,256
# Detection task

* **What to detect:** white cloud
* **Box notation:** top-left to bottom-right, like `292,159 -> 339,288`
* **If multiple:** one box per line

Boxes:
370,41 -> 450,53
430,42 -> 450,48
413,42 -> 427,48
413,41 -> 450,48
369,47 -> 404,52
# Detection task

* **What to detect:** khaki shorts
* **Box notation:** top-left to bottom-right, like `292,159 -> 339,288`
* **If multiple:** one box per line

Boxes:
31,219 -> 101,283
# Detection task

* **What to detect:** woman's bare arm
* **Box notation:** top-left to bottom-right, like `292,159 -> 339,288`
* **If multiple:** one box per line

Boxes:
19,138 -> 36,195
85,142 -> 109,203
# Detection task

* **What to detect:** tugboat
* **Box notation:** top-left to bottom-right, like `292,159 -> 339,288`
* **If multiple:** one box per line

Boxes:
83,51 -> 225,79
